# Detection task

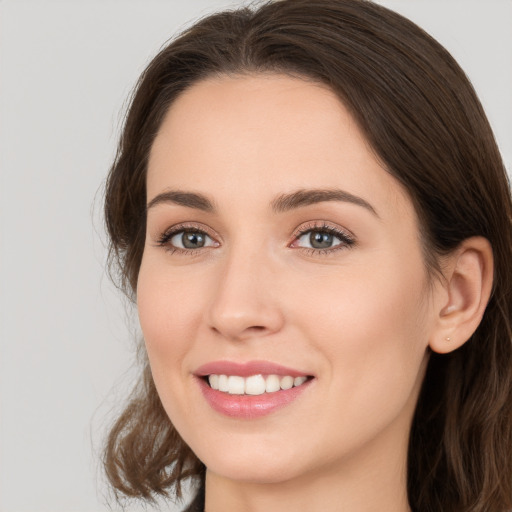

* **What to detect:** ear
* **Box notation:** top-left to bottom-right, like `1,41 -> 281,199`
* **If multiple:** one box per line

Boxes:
429,236 -> 494,354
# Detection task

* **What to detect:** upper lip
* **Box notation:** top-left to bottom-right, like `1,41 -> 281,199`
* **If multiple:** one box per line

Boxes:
194,360 -> 312,378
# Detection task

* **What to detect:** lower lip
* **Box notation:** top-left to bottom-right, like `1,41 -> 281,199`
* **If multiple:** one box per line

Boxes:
197,377 -> 313,419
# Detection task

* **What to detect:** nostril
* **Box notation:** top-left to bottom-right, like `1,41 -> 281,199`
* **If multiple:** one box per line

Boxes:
210,324 -> 269,340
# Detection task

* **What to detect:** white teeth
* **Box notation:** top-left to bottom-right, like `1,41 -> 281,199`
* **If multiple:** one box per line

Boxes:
294,376 -> 307,387
265,374 -> 281,393
209,374 -> 219,390
227,376 -> 245,395
245,374 -> 266,395
218,374 -> 229,392
280,376 -> 294,390
207,373 -> 309,395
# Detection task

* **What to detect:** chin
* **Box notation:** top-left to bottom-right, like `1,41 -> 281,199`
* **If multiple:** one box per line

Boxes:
190,433 -> 313,484
206,457 -> 305,485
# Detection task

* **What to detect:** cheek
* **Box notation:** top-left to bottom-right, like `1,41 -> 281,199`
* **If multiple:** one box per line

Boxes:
137,258 -> 201,351
294,252 -> 428,343
291,255 -> 430,420
136,258 -> 205,380
136,258 -> 213,440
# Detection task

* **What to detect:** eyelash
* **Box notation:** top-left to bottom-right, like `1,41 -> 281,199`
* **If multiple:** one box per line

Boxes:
155,221 -> 356,256
292,221 -> 356,256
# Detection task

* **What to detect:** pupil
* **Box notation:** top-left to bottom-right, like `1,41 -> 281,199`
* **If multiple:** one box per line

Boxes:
310,231 -> 333,249
183,232 -> 204,248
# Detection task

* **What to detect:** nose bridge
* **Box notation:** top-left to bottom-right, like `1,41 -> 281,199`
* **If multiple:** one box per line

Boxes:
207,237 -> 284,340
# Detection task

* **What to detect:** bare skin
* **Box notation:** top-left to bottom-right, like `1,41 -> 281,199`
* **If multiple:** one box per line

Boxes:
138,73 -> 493,512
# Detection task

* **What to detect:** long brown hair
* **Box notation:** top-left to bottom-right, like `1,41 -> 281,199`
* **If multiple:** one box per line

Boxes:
103,1 -> 512,510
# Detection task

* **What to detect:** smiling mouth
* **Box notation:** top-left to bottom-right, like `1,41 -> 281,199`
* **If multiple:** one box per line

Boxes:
205,374 -> 313,396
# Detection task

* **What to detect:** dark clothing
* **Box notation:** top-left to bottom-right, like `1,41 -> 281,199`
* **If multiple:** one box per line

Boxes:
183,484 -> 205,512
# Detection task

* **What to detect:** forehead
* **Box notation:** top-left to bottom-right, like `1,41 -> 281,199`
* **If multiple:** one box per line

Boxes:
147,73 -> 412,221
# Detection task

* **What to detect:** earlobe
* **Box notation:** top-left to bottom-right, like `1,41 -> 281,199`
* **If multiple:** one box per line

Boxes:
429,237 -> 493,355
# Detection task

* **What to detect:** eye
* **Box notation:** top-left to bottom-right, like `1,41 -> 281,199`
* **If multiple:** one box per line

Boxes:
156,224 -> 219,253
291,222 -> 355,253
170,230 -> 216,249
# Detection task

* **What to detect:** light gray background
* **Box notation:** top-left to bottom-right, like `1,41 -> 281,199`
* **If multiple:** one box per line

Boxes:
0,1 -> 510,511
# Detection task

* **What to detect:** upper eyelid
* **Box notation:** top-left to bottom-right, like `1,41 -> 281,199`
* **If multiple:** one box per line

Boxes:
292,221 -> 355,240
156,220 -> 352,235
158,222 -> 218,240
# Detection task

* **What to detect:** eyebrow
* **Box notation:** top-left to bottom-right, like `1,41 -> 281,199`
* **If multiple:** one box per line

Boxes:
271,188 -> 378,217
147,190 -> 216,212
146,188 -> 378,217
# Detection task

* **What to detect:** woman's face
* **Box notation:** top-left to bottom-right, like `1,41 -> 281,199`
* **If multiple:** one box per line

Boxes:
138,73 -> 440,484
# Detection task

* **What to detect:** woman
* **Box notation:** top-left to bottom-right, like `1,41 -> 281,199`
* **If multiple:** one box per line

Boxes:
102,0 -> 512,510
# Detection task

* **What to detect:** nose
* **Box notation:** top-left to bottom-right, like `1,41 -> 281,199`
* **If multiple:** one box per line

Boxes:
206,246 -> 285,342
